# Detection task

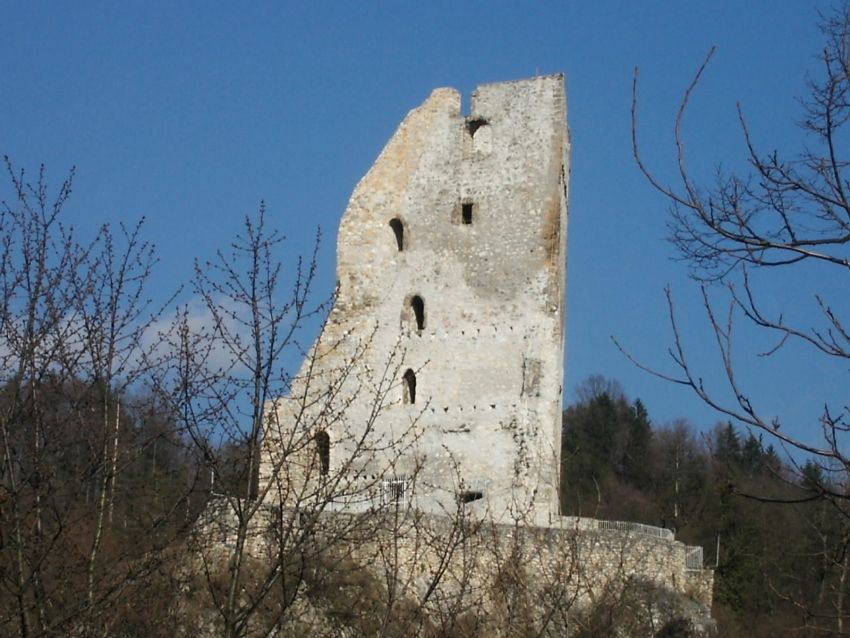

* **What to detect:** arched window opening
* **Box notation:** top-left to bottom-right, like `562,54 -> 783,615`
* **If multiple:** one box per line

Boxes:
466,117 -> 488,137
466,117 -> 491,154
315,431 -> 330,475
389,218 -> 404,251
403,369 -> 417,404
410,295 -> 425,332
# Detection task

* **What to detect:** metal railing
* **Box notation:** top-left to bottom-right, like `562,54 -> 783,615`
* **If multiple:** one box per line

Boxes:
559,516 -> 675,541
685,545 -> 704,570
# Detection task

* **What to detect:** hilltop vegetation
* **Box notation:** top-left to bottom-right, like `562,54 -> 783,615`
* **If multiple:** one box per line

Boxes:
562,375 -> 848,636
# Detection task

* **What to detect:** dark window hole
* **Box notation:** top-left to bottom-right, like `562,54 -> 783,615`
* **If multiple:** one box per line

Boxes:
315,431 -> 330,476
466,117 -> 488,137
460,490 -> 484,504
411,295 -> 425,331
461,203 -> 474,225
403,369 -> 417,404
389,218 -> 404,251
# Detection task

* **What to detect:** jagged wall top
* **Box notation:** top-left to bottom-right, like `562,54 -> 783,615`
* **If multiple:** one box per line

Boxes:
336,74 -> 568,313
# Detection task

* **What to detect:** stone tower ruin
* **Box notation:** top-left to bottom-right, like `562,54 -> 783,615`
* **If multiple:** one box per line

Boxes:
261,75 -> 569,523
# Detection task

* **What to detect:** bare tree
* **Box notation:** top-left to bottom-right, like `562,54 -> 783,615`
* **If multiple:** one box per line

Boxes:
0,161 -> 662,637
160,206 -> 445,637
0,157 -> 191,637
629,4 -> 850,632
164,206 -> 599,637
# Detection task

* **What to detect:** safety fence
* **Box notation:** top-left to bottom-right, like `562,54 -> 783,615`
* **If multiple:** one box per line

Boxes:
559,516 -> 675,541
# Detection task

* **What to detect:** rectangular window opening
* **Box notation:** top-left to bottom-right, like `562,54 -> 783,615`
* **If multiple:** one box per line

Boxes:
461,202 -> 474,225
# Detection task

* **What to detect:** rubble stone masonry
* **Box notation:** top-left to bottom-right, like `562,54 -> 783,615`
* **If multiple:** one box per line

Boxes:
254,76 -> 713,617
261,76 -> 568,522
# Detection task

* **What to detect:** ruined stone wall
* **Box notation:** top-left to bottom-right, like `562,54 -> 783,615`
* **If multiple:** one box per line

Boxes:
260,75 -> 569,523
213,76 -> 716,632
190,501 -> 715,635
356,513 -> 713,613
194,500 -> 714,629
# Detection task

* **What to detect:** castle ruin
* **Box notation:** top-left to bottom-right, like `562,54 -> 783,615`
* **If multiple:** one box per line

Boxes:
260,75 -> 568,523
239,76 -> 714,629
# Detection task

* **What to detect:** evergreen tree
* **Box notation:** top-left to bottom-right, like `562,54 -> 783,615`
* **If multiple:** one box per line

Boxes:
621,398 -> 652,490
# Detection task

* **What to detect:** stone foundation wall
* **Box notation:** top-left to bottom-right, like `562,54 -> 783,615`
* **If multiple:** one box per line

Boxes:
347,512 -> 713,613
194,498 -> 713,620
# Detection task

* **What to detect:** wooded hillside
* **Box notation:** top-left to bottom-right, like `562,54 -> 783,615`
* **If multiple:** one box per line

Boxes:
562,375 -> 848,636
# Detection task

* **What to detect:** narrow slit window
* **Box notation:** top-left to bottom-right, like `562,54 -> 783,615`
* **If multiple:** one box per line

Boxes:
459,490 -> 484,504
315,431 -> 330,475
403,369 -> 417,404
461,202 -> 474,225
410,295 -> 425,331
389,218 -> 404,251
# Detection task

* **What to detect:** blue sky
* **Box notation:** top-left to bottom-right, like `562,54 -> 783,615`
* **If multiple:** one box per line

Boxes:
2,1 -> 842,444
